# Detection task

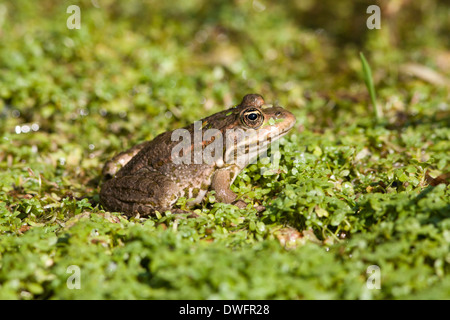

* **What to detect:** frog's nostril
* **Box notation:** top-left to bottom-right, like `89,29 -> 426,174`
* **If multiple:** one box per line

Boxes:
275,111 -> 282,117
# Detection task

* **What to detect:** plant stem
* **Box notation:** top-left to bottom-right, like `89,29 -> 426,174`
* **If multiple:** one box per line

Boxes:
360,52 -> 383,121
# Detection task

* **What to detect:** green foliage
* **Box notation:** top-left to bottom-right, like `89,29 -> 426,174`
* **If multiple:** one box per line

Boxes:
0,0 -> 449,299
359,52 -> 381,120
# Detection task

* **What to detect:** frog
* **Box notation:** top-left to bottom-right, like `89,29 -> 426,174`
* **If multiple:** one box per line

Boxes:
99,94 -> 296,216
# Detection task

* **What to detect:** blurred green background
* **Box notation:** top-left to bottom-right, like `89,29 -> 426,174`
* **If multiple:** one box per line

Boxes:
0,0 -> 449,299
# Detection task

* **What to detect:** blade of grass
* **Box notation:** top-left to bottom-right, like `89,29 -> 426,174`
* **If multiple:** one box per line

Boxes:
360,52 -> 383,121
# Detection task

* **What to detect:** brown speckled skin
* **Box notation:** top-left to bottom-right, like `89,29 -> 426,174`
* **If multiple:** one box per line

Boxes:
100,94 -> 296,216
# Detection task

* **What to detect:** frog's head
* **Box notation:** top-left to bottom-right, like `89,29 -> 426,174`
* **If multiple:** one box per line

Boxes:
222,94 -> 297,168
237,94 -> 296,134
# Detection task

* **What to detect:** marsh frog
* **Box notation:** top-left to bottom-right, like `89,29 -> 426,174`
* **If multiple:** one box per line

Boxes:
100,94 -> 296,216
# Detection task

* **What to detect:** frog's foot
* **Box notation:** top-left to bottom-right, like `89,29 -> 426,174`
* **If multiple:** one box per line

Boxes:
232,199 -> 248,209
165,208 -> 199,218
232,200 -> 266,213
254,205 -> 266,213
124,207 -> 199,219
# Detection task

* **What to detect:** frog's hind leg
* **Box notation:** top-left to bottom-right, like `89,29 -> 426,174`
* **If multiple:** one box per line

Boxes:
99,168 -> 181,217
102,141 -> 150,180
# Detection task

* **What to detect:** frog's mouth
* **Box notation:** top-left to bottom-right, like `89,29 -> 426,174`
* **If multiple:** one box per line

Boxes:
223,113 -> 296,168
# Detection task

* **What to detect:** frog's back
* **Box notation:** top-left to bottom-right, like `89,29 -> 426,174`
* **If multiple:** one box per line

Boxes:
114,130 -> 177,177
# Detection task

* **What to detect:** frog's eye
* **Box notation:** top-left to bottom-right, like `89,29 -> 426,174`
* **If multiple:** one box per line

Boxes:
240,108 -> 264,129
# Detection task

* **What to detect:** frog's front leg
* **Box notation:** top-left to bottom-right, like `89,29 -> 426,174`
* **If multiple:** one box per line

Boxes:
102,141 -> 150,180
210,166 -> 248,209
